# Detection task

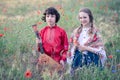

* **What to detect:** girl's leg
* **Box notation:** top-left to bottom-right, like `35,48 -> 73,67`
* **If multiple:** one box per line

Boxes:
70,50 -> 83,76
84,52 -> 93,66
84,51 -> 99,67
71,50 -> 83,69
93,53 -> 99,66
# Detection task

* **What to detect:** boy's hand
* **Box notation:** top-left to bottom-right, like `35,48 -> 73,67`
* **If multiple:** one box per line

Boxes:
36,38 -> 41,43
60,60 -> 65,68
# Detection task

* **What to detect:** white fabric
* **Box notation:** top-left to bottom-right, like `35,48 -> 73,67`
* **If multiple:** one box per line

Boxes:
78,27 -> 107,67
67,27 -> 107,67
78,27 -> 104,53
99,50 -> 107,67
67,46 -> 75,65
78,27 -> 90,45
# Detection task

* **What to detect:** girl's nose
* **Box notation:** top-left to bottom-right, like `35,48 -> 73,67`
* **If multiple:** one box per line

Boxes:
80,18 -> 84,22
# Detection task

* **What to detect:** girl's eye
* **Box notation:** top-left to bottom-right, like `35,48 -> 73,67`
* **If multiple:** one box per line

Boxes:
83,17 -> 87,18
79,16 -> 86,19
79,17 -> 82,19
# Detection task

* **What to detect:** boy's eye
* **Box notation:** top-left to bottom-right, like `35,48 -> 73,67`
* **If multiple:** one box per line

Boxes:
46,14 -> 55,18
51,15 -> 55,17
46,15 -> 49,17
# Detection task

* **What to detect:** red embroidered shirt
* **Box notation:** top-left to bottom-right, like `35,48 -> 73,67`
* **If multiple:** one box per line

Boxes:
38,25 -> 68,63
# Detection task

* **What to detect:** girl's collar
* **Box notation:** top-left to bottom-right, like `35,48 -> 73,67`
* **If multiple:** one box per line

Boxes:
82,27 -> 90,30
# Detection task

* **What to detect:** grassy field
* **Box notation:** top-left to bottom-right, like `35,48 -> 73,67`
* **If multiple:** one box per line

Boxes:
0,0 -> 120,80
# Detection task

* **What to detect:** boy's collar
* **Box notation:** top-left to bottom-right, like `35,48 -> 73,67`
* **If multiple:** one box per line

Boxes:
47,24 -> 57,28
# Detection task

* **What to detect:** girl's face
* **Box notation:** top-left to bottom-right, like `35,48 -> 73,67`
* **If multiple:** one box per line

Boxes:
46,14 -> 56,27
79,12 -> 90,27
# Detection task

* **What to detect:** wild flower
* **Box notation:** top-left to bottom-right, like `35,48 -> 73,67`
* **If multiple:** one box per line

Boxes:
4,27 -> 9,31
56,5 -> 62,10
0,33 -> 4,37
108,55 -> 113,59
24,69 -> 32,78
37,22 -> 42,25
2,8 -> 7,13
37,10 -> 41,15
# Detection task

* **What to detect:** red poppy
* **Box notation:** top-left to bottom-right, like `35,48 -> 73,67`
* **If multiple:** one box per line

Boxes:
24,69 -> 32,78
56,5 -> 62,10
37,22 -> 42,25
4,27 -> 9,32
108,55 -> 113,59
37,10 -> 41,15
0,33 -> 4,37
93,3 -> 96,7
2,8 -> 7,13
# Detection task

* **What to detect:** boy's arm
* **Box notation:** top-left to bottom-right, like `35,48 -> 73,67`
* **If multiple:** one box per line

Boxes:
61,31 -> 69,62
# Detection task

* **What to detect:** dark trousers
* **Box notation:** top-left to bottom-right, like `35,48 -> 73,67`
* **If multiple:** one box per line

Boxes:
71,50 -> 100,69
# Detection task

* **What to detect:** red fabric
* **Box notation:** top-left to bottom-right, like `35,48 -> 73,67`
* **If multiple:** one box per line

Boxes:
92,33 -> 98,42
38,25 -> 68,63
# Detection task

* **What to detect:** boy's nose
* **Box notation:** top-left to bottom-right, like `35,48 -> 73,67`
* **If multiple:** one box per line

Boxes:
48,16 -> 52,19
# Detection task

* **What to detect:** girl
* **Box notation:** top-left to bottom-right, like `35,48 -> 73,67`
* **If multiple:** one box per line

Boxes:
68,8 -> 107,71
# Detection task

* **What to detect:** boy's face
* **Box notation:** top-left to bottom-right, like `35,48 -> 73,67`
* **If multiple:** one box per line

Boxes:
46,14 -> 56,27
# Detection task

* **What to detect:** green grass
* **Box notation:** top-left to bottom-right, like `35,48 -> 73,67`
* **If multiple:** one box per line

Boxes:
0,0 -> 120,80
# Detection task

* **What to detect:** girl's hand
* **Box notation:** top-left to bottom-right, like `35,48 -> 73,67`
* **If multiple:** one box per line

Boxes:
78,45 -> 87,51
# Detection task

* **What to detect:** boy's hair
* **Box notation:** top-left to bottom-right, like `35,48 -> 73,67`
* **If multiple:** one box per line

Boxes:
41,7 -> 60,23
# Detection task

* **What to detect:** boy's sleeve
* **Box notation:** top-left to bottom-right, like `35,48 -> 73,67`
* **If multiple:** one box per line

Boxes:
37,31 -> 41,52
61,30 -> 69,61
37,29 -> 44,52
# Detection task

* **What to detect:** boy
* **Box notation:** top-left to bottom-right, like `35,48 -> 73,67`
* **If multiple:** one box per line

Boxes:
36,7 -> 69,68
